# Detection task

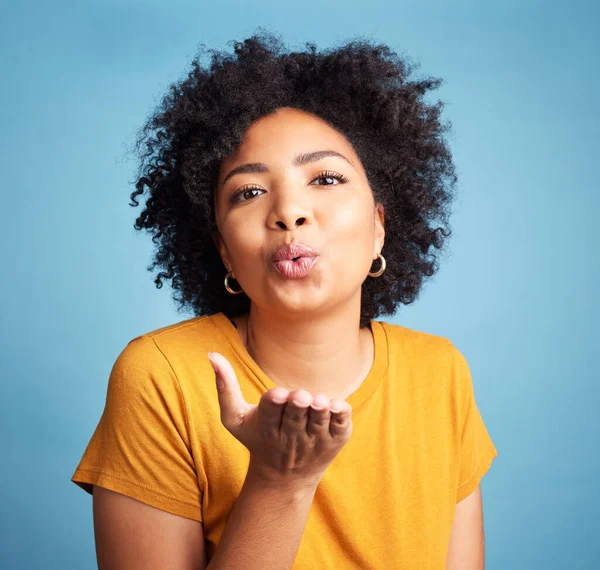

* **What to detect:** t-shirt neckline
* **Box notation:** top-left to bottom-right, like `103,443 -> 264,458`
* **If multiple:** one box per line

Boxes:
211,312 -> 388,412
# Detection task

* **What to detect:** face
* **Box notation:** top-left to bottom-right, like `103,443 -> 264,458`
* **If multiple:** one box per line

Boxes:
213,106 -> 385,318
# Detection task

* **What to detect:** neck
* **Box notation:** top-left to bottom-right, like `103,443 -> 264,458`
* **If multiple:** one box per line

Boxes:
233,300 -> 375,401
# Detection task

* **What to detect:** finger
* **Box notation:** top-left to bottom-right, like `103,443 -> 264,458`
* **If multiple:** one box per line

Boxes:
281,389 -> 312,435
258,387 -> 290,432
207,352 -> 250,428
307,393 -> 331,437
328,399 -> 352,438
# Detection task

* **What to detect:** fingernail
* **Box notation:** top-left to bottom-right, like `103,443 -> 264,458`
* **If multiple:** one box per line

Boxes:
207,353 -> 216,369
207,354 -> 224,394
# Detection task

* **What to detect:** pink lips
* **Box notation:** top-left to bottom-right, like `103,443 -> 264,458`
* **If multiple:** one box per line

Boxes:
272,243 -> 319,279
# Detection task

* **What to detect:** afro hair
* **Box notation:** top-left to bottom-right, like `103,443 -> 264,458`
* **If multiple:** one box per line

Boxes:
129,28 -> 457,327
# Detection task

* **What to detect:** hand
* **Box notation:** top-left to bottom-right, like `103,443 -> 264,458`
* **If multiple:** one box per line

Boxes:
207,352 -> 353,487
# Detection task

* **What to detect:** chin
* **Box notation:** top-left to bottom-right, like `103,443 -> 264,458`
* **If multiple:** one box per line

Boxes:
258,288 -> 328,316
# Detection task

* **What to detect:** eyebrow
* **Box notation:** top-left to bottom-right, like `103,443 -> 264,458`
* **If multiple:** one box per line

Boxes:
221,149 -> 354,186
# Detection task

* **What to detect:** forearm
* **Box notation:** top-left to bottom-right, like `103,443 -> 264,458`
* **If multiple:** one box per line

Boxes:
207,464 -> 318,570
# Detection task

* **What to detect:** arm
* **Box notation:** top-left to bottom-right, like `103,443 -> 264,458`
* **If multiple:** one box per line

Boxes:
446,485 -> 485,570
207,462 -> 317,569
93,485 -> 208,570
92,464 -> 317,570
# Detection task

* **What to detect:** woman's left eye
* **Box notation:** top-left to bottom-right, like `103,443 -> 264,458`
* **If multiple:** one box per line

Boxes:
311,171 -> 349,186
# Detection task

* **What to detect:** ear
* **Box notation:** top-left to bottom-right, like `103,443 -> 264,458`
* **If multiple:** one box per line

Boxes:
373,202 -> 385,258
211,230 -> 234,276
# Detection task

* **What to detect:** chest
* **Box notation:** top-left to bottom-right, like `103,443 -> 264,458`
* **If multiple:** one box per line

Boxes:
199,398 -> 459,568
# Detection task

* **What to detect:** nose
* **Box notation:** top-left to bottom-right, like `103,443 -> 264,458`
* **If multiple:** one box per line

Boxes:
266,190 -> 312,230
273,216 -> 306,230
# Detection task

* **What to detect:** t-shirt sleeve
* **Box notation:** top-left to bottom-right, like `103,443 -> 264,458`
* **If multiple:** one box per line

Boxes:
71,335 -> 203,522
449,342 -> 498,503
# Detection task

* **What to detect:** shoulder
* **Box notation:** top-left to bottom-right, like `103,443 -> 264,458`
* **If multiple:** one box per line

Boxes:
112,313 -> 229,380
375,320 -> 471,395
122,313 -> 225,354
377,319 -> 457,363
377,321 -> 474,419
103,314 -> 233,416
134,313 -> 219,343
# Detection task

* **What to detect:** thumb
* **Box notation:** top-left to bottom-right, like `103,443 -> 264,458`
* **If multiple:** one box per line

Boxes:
207,352 -> 249,428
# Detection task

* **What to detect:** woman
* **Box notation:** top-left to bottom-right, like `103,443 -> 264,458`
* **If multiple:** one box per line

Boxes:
72,30 -> 498,569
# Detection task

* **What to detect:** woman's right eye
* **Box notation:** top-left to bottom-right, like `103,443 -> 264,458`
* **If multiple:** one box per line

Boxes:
231,186 -> 265,203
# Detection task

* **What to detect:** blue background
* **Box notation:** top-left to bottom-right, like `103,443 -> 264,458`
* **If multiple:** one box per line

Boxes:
1,1 -> 598,568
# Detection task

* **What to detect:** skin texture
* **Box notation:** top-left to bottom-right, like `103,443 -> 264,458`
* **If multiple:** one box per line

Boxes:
213,106 -> 385,399
208,350 -> 353,485
93,486 -> 208,569
447,486 -> 485,569
203,352 -> 353,569
93,107 -> 485,569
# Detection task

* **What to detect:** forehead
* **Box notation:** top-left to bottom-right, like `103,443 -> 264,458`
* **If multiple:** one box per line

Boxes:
219,107 -> 359,173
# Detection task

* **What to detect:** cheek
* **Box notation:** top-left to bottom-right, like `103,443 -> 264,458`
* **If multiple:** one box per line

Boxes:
321,198 -> 375,274
324,196 -> 374,245
221,213 -> 265,264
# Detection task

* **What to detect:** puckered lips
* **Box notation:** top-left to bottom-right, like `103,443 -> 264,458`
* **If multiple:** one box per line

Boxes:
271,243 -> 319,279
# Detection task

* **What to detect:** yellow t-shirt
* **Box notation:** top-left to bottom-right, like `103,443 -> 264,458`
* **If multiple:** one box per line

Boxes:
71,312 -> 498,568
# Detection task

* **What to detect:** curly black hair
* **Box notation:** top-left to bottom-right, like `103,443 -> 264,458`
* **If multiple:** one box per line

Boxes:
129,28 -> 457,328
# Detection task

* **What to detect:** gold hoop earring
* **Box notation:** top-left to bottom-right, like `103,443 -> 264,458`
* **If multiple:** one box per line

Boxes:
368,253 -> 386,277
224,272 -> 243,294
